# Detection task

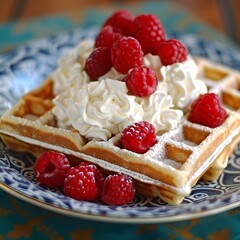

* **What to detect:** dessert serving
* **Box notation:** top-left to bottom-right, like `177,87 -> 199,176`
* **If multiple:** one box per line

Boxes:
0,10 -> 240,206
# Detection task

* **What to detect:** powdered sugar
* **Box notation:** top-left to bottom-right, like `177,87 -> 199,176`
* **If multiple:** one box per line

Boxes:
1,110 -> 239,198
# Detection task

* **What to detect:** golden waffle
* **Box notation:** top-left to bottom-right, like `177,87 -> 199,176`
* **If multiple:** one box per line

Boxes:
0,58 -> 240,205
0,79 -> 87,151
195,57 -> 240,181
196,57 -> 240,111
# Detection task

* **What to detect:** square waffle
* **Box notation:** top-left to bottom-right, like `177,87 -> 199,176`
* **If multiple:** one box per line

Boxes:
0,57 -> 240,205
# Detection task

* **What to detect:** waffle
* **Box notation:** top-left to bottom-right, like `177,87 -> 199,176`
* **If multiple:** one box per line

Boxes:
195,57 -> 240,181
0,58 -> 240,205
196,58 -> 240,110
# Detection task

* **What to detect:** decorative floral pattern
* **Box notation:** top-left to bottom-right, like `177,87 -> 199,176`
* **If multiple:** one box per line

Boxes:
0,28 -> 240,222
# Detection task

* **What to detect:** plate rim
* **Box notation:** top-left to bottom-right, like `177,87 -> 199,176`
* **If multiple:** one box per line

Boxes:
1,181 -> 240,224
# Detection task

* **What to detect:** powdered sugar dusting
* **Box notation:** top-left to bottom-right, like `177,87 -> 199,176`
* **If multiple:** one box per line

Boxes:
1,110 -> 240,197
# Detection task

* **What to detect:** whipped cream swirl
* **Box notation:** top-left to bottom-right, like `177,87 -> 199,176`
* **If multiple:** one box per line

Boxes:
161,56 -> 207,111
53,78 -> 183,140
51,40 -> 94,95
61,79 -> 143,141
137,82 -> 183,134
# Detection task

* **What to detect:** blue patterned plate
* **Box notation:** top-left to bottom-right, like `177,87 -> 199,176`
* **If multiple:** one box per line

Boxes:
0,28 -> 240,223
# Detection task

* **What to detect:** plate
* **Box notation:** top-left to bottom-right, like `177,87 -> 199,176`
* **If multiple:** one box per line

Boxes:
0,28 -> 240,223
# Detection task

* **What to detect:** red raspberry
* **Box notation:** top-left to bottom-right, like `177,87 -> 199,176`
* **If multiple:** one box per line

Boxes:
85,47 -> 112,80
102,10 -> 135,36
156,39 -> 188,66
121,121 -> 157,154
95,25 -> 123,49
111,37 -> 143,74
79,162 -> 105,193
124,66 -> 158,97
102,174 -> 135,206
188,93 -> 228,128
34,151 -> 71,188
134,14 -> 165,54
64,163 -> 104,201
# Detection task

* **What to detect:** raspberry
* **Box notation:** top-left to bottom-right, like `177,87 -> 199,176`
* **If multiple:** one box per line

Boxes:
124,66 -> 158,97
134,14 -> 165,54
85,47 -> 112,80
156,39 -> 188,66
64,162 -> 104,201
102,10 -> 135,36
95,25 -> 123,49
111,36 -> 143,74
102,174 -> 135,205
121,121 -> 157,154
79,162 -> 105,193
188,93 -> 228,128
34,151 -> 71,188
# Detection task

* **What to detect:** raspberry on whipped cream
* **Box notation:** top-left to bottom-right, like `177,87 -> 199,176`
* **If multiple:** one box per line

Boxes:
51,11 -> 208,142
51,39 -> 206,141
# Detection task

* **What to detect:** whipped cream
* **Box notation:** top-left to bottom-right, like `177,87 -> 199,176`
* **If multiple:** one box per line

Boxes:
51,40 -> 93,95
143,53 -> 163,80
161,56 -> 207,111
54,78 -> 144,140
137,82 -> 183,134
99,67 -> 125,81
53,78 -> 183,140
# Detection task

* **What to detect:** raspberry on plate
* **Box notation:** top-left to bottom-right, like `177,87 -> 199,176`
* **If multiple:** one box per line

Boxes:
124,66 -> 158,97
156,39 -> 188,66
121,121 -> 157,154
102,174 -> 135,206
85,47 -> 112,80
134,13 -> 165,54
34,151 -> 71,188
188,93 -> 228,128
102,9 -> 135,36
78,162 -> 105,194
95,25 -> 123,49
64,163 -> 104,201
111,36 -> 143,74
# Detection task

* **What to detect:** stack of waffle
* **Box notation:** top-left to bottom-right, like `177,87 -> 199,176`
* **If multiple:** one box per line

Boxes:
0,57 -> 240,205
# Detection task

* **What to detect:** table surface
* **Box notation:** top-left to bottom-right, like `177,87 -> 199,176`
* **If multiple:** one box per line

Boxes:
0,1 -> 240,239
